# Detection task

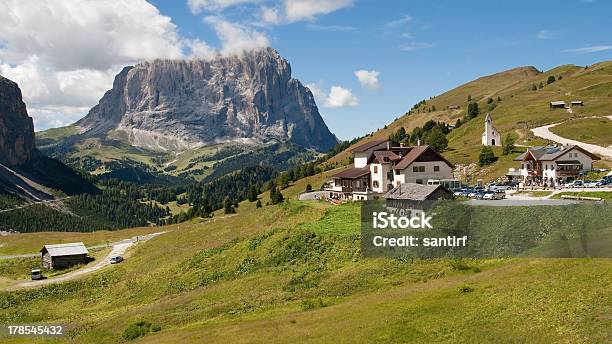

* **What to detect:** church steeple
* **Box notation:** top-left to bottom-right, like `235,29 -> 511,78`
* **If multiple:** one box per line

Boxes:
482,113 -> 501,146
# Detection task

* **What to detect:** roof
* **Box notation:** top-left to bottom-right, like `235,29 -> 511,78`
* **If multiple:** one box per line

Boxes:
371,150 -> 402,164
351,139 -> 388,153
394,145 -> 454,170
550,101 -> 565,106
514,145 -> 600,161
330,166 -> 371,179
571,100 -> 583,103
383,183 -> 452,201
41,242 -> 88,257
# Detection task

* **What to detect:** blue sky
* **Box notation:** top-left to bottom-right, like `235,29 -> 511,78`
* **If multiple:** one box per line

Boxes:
153,0 -> 612,140
1,0 -> 611,139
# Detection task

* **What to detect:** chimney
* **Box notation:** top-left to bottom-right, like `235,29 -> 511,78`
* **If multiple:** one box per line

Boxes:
400,142 -> 405,147
386,141 -> 391,150
417,139 -> 421,146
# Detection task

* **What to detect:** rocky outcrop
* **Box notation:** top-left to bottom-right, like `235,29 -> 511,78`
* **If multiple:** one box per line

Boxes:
77,48 -> 338,152
0,75 -> 36,166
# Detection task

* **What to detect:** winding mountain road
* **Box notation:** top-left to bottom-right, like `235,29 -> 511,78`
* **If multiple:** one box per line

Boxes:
3,232 -> 165,291
530,115 -> 612,159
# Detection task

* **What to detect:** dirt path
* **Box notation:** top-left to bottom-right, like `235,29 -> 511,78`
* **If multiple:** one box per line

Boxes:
4,232 -> 165,291
530,115 -> 612,159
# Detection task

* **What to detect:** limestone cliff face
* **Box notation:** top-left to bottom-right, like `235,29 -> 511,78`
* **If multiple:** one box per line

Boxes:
77,48 -> 338,152
0,75 -> 36,166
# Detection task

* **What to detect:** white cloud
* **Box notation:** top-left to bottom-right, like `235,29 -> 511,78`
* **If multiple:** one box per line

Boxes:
325,86 -> 358,108
306,83 -> 327,103
385,15 -> 413,28
0,0 -> 207,131
537,30 -> 556,40
205,16 -> 269,56
184,38 -> 218,59
399,42 -> 433,51
561,45 -> 612,54
306,83 -> 358,108
354,70 -> 380,90
283,0 -> 353,22
261,6 -> 282,24
306,24 -> 356,32
187,0 -> 257,14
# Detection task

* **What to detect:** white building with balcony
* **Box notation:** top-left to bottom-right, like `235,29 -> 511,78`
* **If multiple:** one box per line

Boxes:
327,140 -> 456,201
513,145 -> 600,187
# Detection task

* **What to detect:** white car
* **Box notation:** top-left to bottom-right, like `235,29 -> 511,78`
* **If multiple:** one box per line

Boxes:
482,191 -> 505,200
584,180 -> 599,188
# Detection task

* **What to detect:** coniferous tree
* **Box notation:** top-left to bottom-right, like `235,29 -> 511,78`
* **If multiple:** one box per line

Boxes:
479,146 -> 497,166
503,133 -> 516,155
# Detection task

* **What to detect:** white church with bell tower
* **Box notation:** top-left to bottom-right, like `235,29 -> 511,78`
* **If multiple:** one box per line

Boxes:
482,113 -> 501,146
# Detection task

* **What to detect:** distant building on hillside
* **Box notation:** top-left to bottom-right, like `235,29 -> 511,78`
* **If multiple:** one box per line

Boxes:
41,242 -> 89,269
571,100 -> 584,106
481,113 -> 501,146
550,101 -> 566,109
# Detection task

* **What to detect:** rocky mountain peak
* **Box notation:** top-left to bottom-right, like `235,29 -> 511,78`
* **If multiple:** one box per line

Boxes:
76,47 -> 337,152
0,75 -> 36,166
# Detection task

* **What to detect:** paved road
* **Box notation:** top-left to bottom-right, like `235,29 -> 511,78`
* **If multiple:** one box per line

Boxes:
298,191 -> 330,201
467,199 -> 580,206
3,232 -> 165,291
531,115 -> 612,159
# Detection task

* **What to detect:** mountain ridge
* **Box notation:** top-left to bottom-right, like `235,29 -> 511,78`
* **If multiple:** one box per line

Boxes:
75,47 -> 337,152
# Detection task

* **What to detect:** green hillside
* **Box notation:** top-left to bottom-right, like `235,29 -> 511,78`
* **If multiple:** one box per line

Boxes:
1,174 -> 610,343
36,128 -> 319,183
330,61 -> 612,181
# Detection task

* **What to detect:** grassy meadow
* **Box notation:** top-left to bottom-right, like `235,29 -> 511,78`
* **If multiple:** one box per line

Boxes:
1,174 -> 611,343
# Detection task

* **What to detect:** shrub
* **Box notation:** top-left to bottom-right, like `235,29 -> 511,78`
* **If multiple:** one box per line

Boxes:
546,75 -> 556,84
305,184 -> 313,193
123,321 -> 160,340
300,298 -> 326,311
458,285 -> 475,293
479,146 -> 497,166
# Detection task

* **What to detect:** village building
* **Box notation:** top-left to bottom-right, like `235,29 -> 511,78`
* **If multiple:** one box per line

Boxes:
41,242 -> 89,269
571,100 -> 584,106
549,101 -> 566,109
384,183 -> 454,212
481,113 -> 501,146
327,141 -> 456,200
513,145 -> 600,187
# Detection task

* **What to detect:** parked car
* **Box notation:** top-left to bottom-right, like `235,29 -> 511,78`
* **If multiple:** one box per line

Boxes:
471,190 -> 487,199
31,269 -> 43,280
483,190 -> 505,200
488,184 -> 510,192
565,180 -> 583,188
459,188 -> 473,197
110,256 -> 124,264
595,179 -> 607,187
584,180 -> 599,188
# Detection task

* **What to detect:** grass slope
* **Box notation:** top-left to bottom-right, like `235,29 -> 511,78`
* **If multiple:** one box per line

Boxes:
330,61 -> 612,182
550,117 -> 612,147
1,175 -> 610,343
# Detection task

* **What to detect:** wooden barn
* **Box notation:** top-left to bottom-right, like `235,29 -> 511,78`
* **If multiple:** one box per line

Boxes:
41,242 -> 89,269
383,183 -> 454,211
549,101 -> 566,109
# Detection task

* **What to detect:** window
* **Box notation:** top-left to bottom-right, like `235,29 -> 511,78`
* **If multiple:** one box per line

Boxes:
412,166 -> 425,173
373,181 -> 379,188
434,165 -> 440,172
416,179 -> 423,184
373,166 -> 378,173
